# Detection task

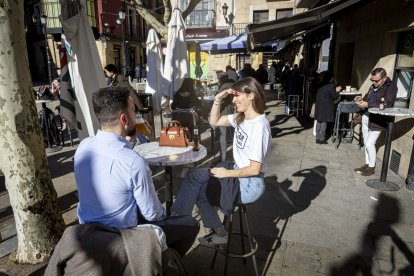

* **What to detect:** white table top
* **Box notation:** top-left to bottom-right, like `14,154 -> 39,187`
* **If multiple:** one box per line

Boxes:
369,107 -> 414,117
133,141 -> 207,166
35,100 -> 51,104
200,96 -> 215,101
340,91 -> 361,96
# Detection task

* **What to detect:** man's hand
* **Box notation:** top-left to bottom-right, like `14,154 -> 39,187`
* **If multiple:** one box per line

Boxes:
354,95 -> 362,101
356,100 -> 368,109
209,167 -> 228,178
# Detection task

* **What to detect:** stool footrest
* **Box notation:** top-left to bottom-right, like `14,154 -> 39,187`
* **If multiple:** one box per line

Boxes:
214,232 -> 258,258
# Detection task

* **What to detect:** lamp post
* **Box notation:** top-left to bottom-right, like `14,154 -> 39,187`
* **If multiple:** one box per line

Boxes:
40,13 -> 52,84
100,22 -> 110,48
117,8 -> 127,76
222,3 -> 234,35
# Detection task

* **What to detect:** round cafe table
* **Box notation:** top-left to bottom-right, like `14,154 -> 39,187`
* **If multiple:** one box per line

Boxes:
366,107 -> 414,191
133,142 -> 207,215
339,91 -> 362,102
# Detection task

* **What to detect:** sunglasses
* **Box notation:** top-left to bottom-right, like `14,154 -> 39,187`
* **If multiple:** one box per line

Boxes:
370,77 -> 384,83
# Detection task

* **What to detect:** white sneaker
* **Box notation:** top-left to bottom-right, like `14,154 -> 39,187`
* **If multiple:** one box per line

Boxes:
198,232 -> 228,246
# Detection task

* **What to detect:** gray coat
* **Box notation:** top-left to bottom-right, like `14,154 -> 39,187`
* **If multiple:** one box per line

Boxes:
314,82 -> 340,122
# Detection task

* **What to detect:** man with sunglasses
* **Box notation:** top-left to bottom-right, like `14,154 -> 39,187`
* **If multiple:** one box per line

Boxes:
353,68 -> 397,176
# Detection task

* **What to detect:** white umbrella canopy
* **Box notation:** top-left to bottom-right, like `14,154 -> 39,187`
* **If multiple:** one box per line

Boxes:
145,29 -> 163,114
60,0 -> 105,139
162,9 -> 189,101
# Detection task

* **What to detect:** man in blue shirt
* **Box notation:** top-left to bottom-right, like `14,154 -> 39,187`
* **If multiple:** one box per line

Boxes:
74,86 -> 199,256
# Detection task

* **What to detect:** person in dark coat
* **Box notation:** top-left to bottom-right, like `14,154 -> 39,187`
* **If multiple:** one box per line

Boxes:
353,68 -> 398,176
314,71 -> 341,144
255,64 -> 269,89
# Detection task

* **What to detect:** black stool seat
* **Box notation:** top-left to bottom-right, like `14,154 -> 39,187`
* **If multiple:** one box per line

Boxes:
210,204 -> 259,276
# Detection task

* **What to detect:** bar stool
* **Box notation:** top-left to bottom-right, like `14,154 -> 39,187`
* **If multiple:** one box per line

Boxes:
287,95 -> 303,116
210,204 -> 259,276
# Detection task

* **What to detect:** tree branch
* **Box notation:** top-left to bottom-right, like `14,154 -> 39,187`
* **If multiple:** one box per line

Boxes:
131,0 -> 168,39
182,0 -> 202,20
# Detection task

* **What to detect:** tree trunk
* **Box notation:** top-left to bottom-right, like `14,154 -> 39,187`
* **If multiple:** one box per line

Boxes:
0,0 -> 65,264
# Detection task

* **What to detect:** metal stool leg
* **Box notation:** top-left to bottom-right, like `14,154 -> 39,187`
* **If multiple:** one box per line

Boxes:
224,212 -> 234,276
242,206 -> 259,276
239,207 -> 247,264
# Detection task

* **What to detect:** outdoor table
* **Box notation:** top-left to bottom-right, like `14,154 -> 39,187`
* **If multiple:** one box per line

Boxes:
339,91 -> 362,102
133,142 -> 207,215
36,100 -> 61,153
367,107 -> 414,191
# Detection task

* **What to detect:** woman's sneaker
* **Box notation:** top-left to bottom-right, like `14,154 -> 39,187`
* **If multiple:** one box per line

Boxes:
198,232 -> 228,246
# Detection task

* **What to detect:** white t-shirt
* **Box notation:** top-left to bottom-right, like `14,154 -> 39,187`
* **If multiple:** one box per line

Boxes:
228,114 -> 271,173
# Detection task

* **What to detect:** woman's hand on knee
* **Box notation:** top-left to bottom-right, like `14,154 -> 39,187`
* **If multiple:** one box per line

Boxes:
209,167 -> 228,178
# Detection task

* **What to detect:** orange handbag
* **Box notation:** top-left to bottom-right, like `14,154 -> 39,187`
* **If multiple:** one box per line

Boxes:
159,120 -> 190,147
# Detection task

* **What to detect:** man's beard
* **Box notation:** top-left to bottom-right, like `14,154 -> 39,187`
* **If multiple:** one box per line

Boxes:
126,123 -> 136,137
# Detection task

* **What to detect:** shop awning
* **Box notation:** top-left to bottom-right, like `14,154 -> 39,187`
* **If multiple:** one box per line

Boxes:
247,0 -> 367,47
199,33 -> 282,54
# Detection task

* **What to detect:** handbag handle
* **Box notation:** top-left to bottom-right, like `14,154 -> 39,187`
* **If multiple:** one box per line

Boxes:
165,120 -> 181,133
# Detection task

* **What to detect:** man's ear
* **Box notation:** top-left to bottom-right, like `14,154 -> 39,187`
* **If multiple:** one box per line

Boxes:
120,113 -> 127,126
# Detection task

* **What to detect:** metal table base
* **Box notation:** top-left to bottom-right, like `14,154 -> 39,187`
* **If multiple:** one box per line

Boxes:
366,179 -> 400,191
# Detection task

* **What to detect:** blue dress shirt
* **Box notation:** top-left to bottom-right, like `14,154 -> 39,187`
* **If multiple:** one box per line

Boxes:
74,130 -> 165,228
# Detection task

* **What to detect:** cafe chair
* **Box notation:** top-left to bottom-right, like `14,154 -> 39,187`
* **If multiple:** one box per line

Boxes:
332,101 -> 360,149
54,106 -> 76,147
171,108 -> 215,154
44,223 -> 166,276
210,204 -> 259,276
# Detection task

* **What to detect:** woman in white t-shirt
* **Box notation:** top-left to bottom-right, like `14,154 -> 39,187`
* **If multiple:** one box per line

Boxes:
172,77 -> 271,246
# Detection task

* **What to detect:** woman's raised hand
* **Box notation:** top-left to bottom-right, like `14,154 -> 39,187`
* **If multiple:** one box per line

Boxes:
215,88 -> 236,101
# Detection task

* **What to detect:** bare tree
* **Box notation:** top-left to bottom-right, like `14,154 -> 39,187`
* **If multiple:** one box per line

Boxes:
132,0 -> 202,40
0,0 -> 65,263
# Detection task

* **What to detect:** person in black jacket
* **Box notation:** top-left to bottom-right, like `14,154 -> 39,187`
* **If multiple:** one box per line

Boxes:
255,64 -> 268,89
314,71 -> 341,144
353,68 -> 398,176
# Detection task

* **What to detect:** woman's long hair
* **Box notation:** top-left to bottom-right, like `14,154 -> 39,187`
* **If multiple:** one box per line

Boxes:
231,77 -> 266,125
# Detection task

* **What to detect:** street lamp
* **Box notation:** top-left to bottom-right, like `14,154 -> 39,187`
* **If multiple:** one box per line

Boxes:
117,8 -> 127,76
222,3 -> 228,16
100,22 -> 110,48
40,13 -> 52,84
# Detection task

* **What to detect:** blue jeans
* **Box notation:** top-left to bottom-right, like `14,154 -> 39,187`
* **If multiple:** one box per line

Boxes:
172,165 -> 265,229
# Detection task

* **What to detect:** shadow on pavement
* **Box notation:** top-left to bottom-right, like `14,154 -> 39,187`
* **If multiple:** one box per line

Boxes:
329,193 -> 414,276
47,148 -> 76,179
269,114 -> 313,138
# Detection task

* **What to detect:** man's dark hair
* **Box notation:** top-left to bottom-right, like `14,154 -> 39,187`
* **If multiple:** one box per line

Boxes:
104,64 -> 118,74
92,87 -> 130,124
371,67 -> 387,78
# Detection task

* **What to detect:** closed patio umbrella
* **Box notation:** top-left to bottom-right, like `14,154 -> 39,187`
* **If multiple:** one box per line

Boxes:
145,28 -> 163,114
162,9 -> 189,103
59,0 -> 105,139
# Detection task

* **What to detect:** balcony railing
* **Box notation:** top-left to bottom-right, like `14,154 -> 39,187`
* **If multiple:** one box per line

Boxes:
186,10 -> 216,29
37,0 -> 96,34
231,23 -> 248,35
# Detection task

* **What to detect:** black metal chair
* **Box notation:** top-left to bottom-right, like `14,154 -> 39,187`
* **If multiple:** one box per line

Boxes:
332,101 -> 360,148
171,108 -> 215,154
210,204 -> 259,276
